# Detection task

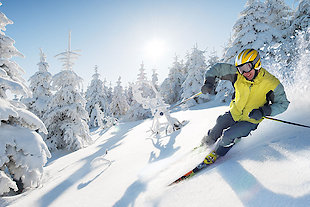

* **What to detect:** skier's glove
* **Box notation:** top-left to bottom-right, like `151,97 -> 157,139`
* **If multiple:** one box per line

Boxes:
249,105 -> 272,120
201,84 -> 213,94
201,77 -> 215,94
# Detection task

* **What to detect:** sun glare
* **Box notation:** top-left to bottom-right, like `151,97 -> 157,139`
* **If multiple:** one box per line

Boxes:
144,38 -> 167,60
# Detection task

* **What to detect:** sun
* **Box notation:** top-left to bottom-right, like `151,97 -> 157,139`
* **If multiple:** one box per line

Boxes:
144,38 -> 167,60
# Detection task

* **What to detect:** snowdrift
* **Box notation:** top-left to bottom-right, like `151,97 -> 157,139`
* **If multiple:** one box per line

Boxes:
1,93 -> 310,207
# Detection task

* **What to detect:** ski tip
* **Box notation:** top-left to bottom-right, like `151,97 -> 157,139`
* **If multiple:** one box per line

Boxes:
168,171 -> 194,186
168,179 -> 181,186
168,177 -> 187,186
168,177 -> 183,186
168,182 -> 175,186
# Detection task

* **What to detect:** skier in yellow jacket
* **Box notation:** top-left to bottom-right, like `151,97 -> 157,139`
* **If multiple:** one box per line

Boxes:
200,49 -> 290,164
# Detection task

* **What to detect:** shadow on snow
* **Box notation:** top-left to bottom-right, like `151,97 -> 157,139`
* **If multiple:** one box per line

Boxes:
147,129 -> 181,163
112,123 -> 185,206
38,121 -> 141,207
112,180 -> 146,207
217,135 -> 310,207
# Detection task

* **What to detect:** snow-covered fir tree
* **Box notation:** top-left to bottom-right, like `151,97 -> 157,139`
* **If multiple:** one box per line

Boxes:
290,0 -> 310,35
181,45 -> 209,107
125,63 -> 154,121
224,0 -> 282,63
43,32 -> 92,152
123,83 -> 135,119
106,80 -> 113,105
160,56 -> 185,105
262,0 -> 293,73
124,84 -> 133,107
265,0 -> 292,38
263,34 -> 298,85
110,76 -> 129,118
85,66 -> 108,128
93,103 -> 105,128
263,1 -> 302,84
137,62 -> 147,80
137,62 -> 155,98
0,6 -> 50,195
125,83 -> 152,121
207,49 -> 220,67
151,68 -> 159,90
23,48 -> 52,119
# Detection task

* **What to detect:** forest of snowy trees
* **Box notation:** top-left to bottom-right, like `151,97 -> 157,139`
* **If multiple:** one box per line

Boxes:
1,0 -> 310,195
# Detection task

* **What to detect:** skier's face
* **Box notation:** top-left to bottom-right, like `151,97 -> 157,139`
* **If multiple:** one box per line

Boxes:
237,62 -> 256,81
242,69 -> 255,81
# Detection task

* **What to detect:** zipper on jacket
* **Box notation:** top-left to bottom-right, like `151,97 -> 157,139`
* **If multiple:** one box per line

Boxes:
240,83 -> 253,120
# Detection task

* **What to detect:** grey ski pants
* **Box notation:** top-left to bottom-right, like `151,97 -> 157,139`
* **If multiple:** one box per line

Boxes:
208,111 -> 258,156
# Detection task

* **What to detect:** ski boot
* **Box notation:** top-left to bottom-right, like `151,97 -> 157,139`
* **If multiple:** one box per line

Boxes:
203,150 -> 218,165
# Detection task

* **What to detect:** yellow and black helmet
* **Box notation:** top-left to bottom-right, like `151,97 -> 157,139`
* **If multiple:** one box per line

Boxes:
235,49 -> 261,70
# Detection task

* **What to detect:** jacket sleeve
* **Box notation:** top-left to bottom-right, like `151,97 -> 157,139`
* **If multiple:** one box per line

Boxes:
269,83 -> 290,116
205,63 -> 237,83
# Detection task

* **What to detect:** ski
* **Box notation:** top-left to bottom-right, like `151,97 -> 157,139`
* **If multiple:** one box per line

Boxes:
168,160 -> 208,186
168,151 -> 217,186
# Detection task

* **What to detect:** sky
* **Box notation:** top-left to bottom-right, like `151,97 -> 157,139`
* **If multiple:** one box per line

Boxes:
0,0 -> 297,89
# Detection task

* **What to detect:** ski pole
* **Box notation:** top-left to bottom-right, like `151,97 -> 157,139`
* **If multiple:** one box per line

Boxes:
264,116 -> 310,129
169,91 -> 202,110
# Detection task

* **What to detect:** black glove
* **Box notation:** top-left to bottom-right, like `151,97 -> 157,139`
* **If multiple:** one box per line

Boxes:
249,105 -> 272,120
201,84 -> 213,94
201,77 -> 215,94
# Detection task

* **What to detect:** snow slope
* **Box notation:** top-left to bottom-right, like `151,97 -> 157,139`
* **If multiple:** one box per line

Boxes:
1,97 -> 310,207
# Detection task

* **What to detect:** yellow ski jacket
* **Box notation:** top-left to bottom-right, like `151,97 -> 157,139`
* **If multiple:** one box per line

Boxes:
205,63 -> 290,124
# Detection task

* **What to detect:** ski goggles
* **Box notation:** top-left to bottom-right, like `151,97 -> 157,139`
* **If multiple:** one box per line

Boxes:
236,62 -> 253,74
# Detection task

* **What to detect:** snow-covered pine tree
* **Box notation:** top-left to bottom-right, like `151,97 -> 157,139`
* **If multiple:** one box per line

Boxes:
290,0 -> 310,35
151,68 -> 159,90
0,6 -> 50,195
181,45 -> 209,107
263,0 -> 293,67
43,32 -> 92,152
160,56 -> 185,105
265,0 -> 293,38
262,1 -> 295,84
222,33 -> 233,61
125,63 -> 156,121
124,83 -> 133,107
224,0 -> 282,63
279,0 -> 310,85
93,103 -> 105,128
110,76 -> 129,119
137,62 -> 155,98
263,34 -> 298,85
207,49 -> 220,67
85,66 -> 108,128
106,80 -> 113,105
125,83 -> 152,121
23,48 -> 52,119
